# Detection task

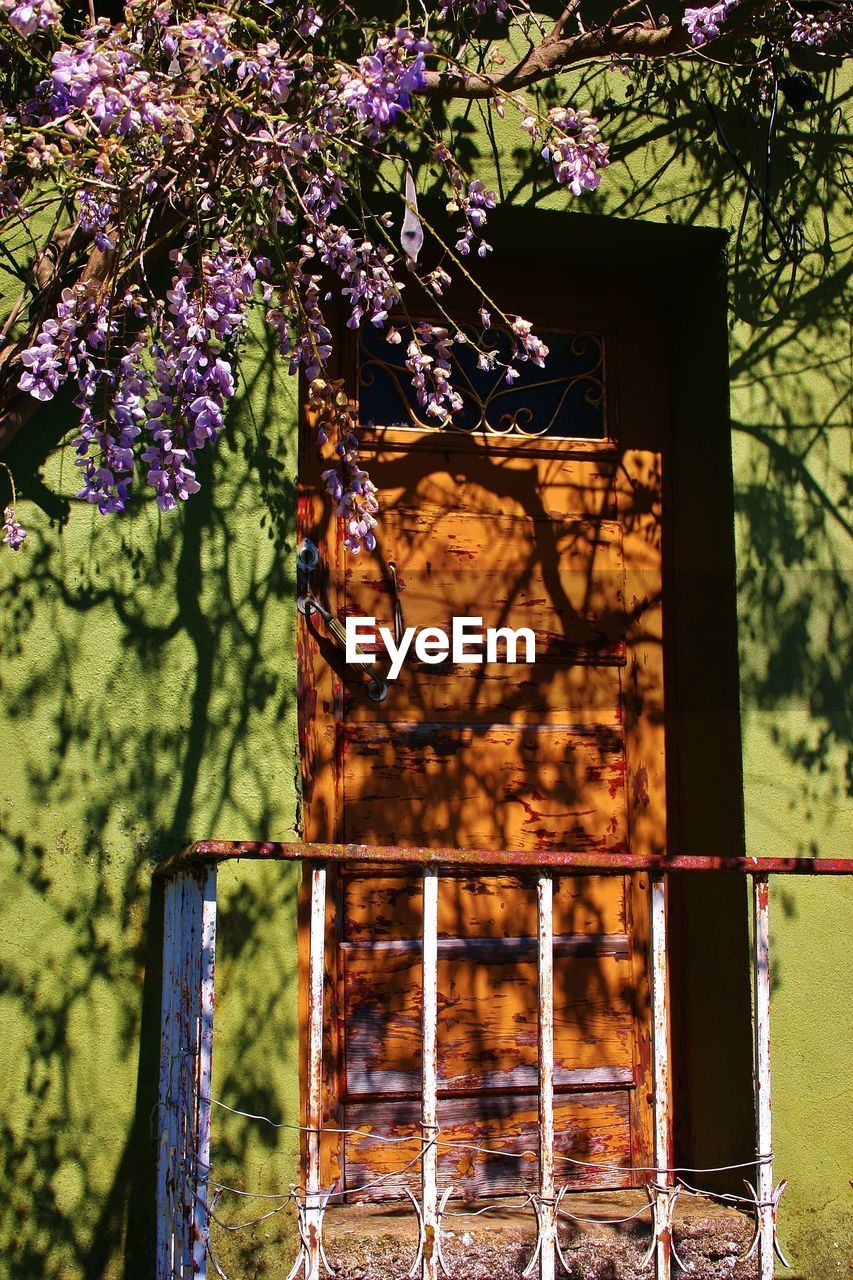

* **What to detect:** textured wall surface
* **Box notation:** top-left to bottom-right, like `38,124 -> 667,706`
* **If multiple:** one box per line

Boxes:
0,51 -> 850,1280
0,317 -> 302,1276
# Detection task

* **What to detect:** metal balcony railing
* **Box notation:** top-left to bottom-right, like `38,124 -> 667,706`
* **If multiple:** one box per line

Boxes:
155,844 -> 852,1280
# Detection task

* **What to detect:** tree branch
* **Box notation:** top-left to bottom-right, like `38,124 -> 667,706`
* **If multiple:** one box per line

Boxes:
552,1 -> 584,42
425,1 -> 772,99
425,20 -> 691,97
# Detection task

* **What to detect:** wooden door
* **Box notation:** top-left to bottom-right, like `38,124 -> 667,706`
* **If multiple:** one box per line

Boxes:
297,266 -> 669,1201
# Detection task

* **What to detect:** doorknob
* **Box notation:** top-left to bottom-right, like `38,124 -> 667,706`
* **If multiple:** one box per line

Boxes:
296,538 -> 320,575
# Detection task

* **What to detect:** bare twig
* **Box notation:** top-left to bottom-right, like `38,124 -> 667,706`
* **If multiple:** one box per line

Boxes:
551,1 -> 583,42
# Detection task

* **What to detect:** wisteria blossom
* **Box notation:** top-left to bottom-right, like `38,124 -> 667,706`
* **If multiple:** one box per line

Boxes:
682,1 -> 741,46
1,0 -> 60,38
524,107 -> 610,196
76,190 -> 116,251
1,504 -> 26,548
341,29 -> 430,137
791,9 -> 849,46
0,0 -> 848,553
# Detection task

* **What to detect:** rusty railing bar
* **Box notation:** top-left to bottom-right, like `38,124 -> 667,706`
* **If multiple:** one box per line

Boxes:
748,872 -> 791,1280
309,861 -> 328,1280
538,871 -> 557,1280
420,866 -> 441,1280
161,842 -> 853,876
648,872 -> 676,1280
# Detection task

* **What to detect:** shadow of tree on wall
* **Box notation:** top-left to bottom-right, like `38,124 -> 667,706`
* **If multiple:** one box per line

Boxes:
0,42 -> 849,1280
0,324 -> 301,1279
619,62 -> 851,848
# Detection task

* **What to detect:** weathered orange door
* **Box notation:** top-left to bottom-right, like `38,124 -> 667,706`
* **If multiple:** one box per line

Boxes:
297,266 -> 669,1200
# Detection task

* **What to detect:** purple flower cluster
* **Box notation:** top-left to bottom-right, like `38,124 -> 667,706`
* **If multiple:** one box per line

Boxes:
323,435 -> 379,553
267,271 -> 333,384
21,241 -> 257,517
433,144 -> 498,256
314,225 -> 401,330
341,29 -> 430,136
453,179 -> 497,257
39,34 -> 184,140
74,330 -> 148,514
791,9 -> 847,46
506,317 -> 548,382
308,380 -> 378,553
235,39 -> 295,104
682,1 -> 740,47
2,505 -> 26,549
406,324 -> 464,423
525,108 -> 609,197
1,0 -> 60,38
299,6 -> 323,39
172,14 -> 235,76
139,242 -> 255,511
18,284 -> 110,401
76,189 -> 115,251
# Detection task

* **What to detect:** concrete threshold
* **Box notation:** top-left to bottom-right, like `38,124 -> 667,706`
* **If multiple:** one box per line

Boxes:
322,1189 -> 761,1280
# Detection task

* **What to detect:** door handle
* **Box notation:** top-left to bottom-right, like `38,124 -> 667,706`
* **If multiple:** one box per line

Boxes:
297,591 -> 389,703
388,561 -> 405,647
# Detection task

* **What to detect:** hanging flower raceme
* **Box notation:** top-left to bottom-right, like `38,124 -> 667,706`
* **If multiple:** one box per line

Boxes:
76,189 -> 116,250
682,1 -> 741,46
2,505 -> 26,548
340,28 -> 431,137
0,1 -> 686,555
791,8 -> 849,46
309,379 -> 379,554
17,284 -> 111,403
523,108 -> 609,196
406,324 -> 464,423
137,241 -> 256,512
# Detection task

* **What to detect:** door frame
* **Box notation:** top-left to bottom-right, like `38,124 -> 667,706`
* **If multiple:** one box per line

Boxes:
295,215 -> 752,1192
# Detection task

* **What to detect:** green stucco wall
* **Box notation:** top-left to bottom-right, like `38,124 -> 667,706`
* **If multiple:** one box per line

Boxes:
1,48 -> 850,1280
0,317 -> 303,1276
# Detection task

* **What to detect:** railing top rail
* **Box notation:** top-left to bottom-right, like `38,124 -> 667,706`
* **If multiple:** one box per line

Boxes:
156,841 -> 853,878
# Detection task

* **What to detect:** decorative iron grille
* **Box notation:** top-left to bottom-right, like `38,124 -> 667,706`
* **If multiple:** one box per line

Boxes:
358,323 -> 607,439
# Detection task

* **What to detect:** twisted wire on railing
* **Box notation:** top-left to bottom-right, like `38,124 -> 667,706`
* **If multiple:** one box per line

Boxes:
160,1087 -> 783,1277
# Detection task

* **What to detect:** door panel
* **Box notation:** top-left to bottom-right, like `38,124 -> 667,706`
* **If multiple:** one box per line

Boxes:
343,872 -> 628,941
344,1092 -> 633,1199
298,281 -> 669,1198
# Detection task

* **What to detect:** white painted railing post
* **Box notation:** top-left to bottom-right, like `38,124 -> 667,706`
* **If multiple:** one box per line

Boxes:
156,867 -> 218,1280
753,873 -> 779,1280
421,866 -> 440,1280
537,873 -> 556,1280
193,868 -> 218,1276
650,872 -> 673,1280
305,861 -> 328,1280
